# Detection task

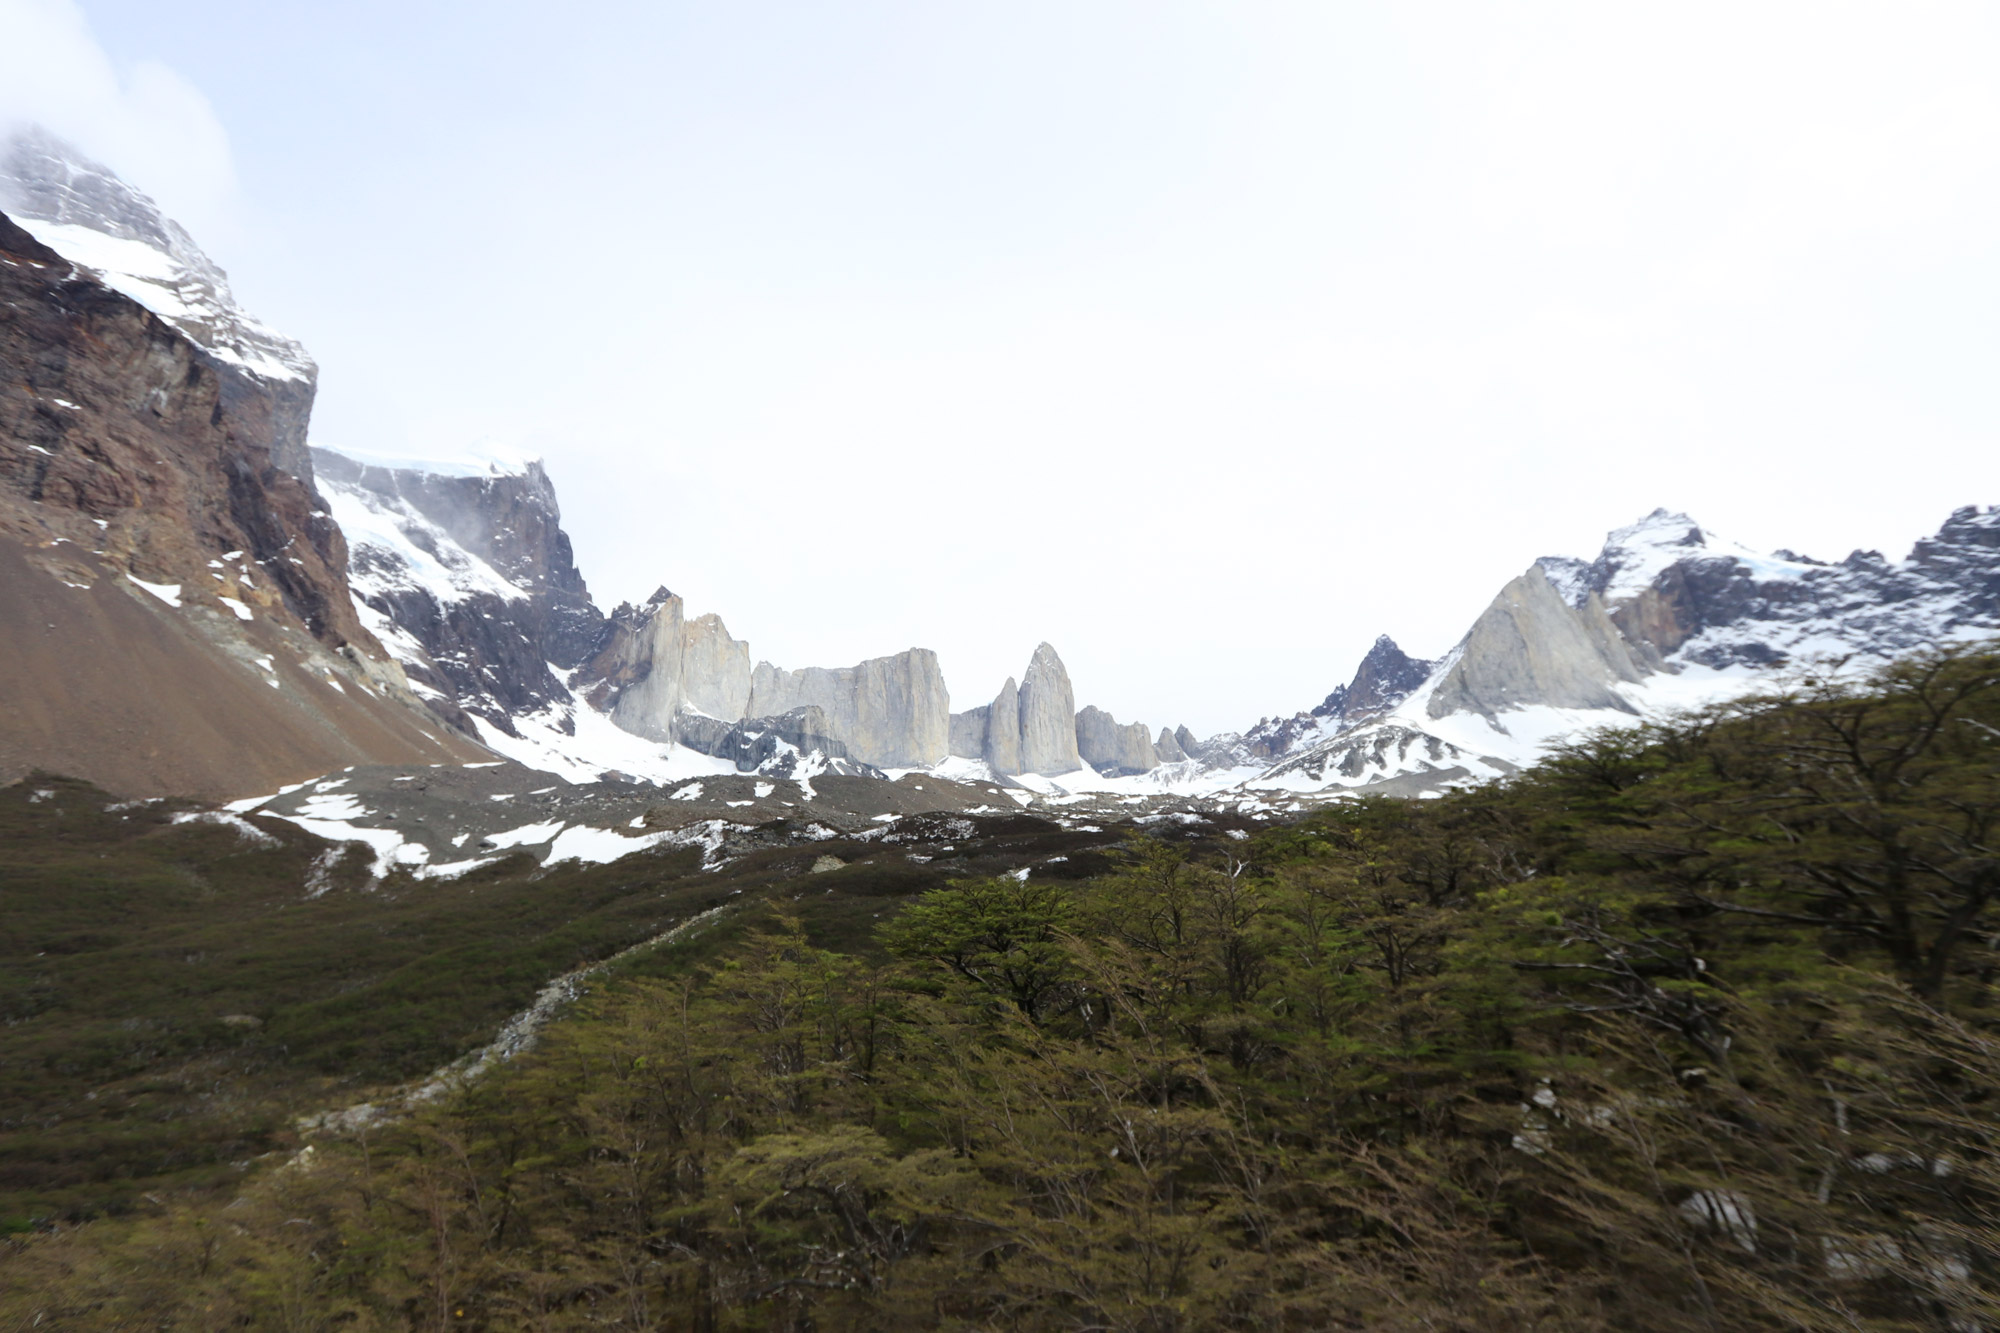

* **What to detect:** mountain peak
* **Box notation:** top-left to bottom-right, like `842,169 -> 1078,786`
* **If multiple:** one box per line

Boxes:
0,127 -> 315,391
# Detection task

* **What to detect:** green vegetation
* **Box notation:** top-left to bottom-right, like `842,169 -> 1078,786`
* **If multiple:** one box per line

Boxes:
0,783 -> 1106,1225
3,644 -> 1997,1329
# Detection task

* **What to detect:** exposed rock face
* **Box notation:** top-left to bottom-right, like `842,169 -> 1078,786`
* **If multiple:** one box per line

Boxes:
949,704 -> 990,759
1541,506 -> 2000,671
1315,636 -> 1436,725
681,613 -> 753,719
0,211 -> 373,651
1427,567 -> 1649,719
0,209 -> 481,796
576,585 -> 945,768
1182,635 -> 1441,773
1154,727 -> 1189,763
986,678 -> 1023,774
747,650 -> 949,769
953,649 -> 1118,777
314,449 -> 608,735
585,589 -> 688,743
2,129 -> 318,481
1075,705 -> 1158,776
1017,643 -> 1081,775
673,705 -> 882,778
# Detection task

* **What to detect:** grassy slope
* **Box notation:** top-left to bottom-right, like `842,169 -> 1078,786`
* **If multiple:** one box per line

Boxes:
0,774 -> 1133,1225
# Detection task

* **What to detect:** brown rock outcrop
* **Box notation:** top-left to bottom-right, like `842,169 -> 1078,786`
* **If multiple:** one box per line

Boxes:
0,210 -> 484,796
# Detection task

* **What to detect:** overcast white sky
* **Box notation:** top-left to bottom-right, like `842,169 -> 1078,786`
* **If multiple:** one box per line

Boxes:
4,1 -> 1997,736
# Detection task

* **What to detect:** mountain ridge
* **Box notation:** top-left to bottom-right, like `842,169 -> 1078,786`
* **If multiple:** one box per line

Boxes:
3,132 -> 1996,812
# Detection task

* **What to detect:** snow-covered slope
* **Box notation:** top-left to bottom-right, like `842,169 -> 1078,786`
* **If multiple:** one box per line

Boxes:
313,423 -> 1997,807
316,447 -> 889,786
1,128 -> 312,387
1237,506 -> 2000,798
2,128 -> 321,480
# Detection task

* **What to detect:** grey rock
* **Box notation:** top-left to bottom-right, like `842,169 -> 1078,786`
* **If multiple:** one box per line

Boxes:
581,590 -> 758,745
674,705 -> 883,779
1075,705 -> 1158,776
949,704 -> 989,759
1154,727 -> 1188,763
680,612 -> 753,720
1017,644 -> 1082,775
747,649 -> 949,769
1313,635 -> 1436,726
1545,506 -> 2000,671
985,678 -> 1023,774
580,591 -> 945,768
1426,566 -> 1650,720
589,589 -> 686,743
313,448 -> 608,737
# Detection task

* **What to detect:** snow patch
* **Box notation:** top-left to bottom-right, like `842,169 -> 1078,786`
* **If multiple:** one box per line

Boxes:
169,810 -> 280,848
128,576 -> 181,607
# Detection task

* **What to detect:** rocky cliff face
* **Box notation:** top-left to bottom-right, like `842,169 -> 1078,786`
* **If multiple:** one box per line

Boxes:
583,588 -> 689,742
315,448 -> 607,735
2,129 -> 318,481
1316,636 -> 1436,724
1075,705 -> 1158,776
0,207 -> 481,797
1426,568 -> 1649,720
950,646 -> 1102,777
747,650 -> 949,769
1542,507 -> 2000,670
579,588 -> 948,769
985,678 -> 1024,773
1017,643 -> 1080,775
1179,636 -> 1437,773
681,613 -> 753,719
672,705 -> 882,779
1242,505 -> 2000,800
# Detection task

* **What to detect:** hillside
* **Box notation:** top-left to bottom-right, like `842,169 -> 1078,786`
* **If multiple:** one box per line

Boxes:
3,640 -> 1994,1330
0,138 -> 485,800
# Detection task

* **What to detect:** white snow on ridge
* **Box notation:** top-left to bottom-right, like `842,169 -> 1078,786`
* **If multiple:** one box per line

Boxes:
1586,509 -> 1817,606
318,441 -> 540,480
9,215 -> 310,385
326,482 -> 528,606
463,701 -> 741,787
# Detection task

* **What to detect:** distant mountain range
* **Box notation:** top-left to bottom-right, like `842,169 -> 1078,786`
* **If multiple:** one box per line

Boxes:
4,128 -> 1996,808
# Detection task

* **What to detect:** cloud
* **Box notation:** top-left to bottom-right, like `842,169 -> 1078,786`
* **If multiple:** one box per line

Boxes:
0,0 -> 236,240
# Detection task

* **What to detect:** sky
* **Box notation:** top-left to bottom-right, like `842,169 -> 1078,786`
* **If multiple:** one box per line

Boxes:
3,0 -> 1997,737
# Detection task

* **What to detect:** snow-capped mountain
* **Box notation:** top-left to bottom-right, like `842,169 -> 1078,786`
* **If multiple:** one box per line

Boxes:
313,447 -> 900,786
0,153 -> 480,799
6,132 -> 1995,811
1242,506 -> 2000,798
316,423 -> 1999,806
0,128 -> 318,478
